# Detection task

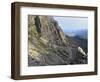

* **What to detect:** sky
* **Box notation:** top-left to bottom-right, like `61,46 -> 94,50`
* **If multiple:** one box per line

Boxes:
53,16 -> 88,34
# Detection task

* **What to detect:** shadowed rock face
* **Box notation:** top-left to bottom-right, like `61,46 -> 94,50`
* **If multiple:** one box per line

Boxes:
28,15 -> 87,66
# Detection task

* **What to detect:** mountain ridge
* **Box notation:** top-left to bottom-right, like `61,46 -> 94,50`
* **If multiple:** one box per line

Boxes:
28,15 -> 88,66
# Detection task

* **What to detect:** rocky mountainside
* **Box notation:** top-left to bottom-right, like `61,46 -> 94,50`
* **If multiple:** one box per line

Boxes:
28,15 -> 87,66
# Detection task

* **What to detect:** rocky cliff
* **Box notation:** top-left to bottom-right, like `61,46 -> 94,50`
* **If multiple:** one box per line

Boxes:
28,15 -> 87,66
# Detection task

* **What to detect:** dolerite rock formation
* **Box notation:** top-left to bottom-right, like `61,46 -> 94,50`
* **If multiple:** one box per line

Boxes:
28,15 -> 87,66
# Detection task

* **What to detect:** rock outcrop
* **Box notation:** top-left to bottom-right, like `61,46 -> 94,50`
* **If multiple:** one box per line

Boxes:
28,15 -> 87,66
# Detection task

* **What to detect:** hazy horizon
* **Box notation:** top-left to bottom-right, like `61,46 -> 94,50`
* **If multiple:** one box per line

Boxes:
53,16 -> 88,37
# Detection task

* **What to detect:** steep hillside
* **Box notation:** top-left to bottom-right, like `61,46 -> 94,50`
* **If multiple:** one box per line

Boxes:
28,15 -> 87,66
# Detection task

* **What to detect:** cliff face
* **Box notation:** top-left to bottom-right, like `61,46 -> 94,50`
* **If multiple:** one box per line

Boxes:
28,15 -> 87,66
